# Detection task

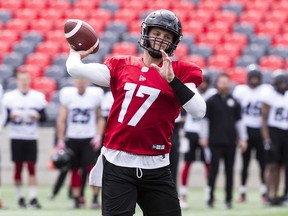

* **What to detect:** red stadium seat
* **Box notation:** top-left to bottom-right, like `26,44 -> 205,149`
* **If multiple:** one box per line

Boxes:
187,9 -> 213,24
259,55 -> 284,71
25,53 -> 51,68
272,34 -> 288,48
0,42 -> 12,54
207,55 -> 234,71
88,8 -> 113,23
255,21 -> 281,37
197,0 -> 222,11
174,43 -> 189,59
29,19 -> 54,34
179,55 -> 206,68
86,19 -> 106,34
212,11 -> 238,25
214,43 -> 242,59
45,30 -> 67,43
0,0 -> 23,11
244,0 -> 271,12
222,33 -> 248,49
271,0 -> 288,12
38,8 -> 64,20
196,32 -> 222,47
182,21 -> 205,36
128,20 -> 142,34
146,1 -> 172,10
47,0 -> 71,10
23,0 -> 49,9
6,19 -> 30,33
121,0 -> 146,10
73,0 -> 99,10
171,1 -> 195,11
227,67 -> 247,85
63,8 -> 88,20
239,10 -> 263,24
0,30 -> 20,43
114,9 -> 138,24
35,41 -> 61,56
13,8 -> 39,20
263,10 -> 288,24
111,42 -> 138,55
205,21 -> 232,35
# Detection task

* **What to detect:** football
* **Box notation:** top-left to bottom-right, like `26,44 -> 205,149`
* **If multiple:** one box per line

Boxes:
64,19 -> 99,53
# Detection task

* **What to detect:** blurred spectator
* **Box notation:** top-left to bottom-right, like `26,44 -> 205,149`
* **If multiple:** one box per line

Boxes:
56,79 -> 104,208
2,71 -> 47,209
232,64 -> 271,203
261,71 -> 288,206
200,73 -> 247,209
179,74 -> 216,209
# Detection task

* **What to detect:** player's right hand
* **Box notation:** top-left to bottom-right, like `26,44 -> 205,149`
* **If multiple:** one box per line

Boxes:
69,43 -> 98,60
56,140 -> 66,150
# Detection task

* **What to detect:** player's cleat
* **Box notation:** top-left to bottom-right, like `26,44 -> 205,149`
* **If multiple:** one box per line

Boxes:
207,199 -> 214,209
266,197 -> 283,206
29,198 -> 42,209
91,201 -> 101,209
79,196 -> 85,208
18,197 -> 27,208
224,202 -> 232,209
237,194 -> 246,203
261,193 -> 268,204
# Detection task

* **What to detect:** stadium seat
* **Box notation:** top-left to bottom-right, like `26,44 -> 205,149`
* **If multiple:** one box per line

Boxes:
0,64 -> 14,80
47,0 -> 71,10
45,102 -> 60,123
263,10 -> 287,24
6,19 -> 30,33
13,8 -> 38,20
187,9 -> 213,24
268,47 -> 288,59
182,21 -> 205,36
73,0 -> 99,10
244,0 -> 271,12
44,65 -> 67,80
191,45 -> 213,59
86,19 -> 106,34
271,0 -> 288,12
23,0 -> 49,9
212,11 -> 238,26
100,1 -> 119,13
121,32 -> 139,45
205,21 -> 232,35
100,32 -> 121,45
197,0 -> 222,11
239,10 -> 263,24
82,53 -> 103,64
5,77 -> 17,91
35,41 -> 61,56
255,22 -> 281,37
25,53 -> 51,68
45,30 -> 66,43
0,42 -> 12,54
63,8 -> 88,20
233,23 -> 254,37
121,0 -> 146,10
22,31 -> 43,44
113,9 -> 138,24
13,41 -> 36,56
259,55 -> 284,71
196,33 -> 222,47
227,67 -> 247,85
88,8 -> 113,23
249,35 -> 271,48
214,43 -> 242,59
0,0 -> 23,11
0,29 -> 20,43
111,42 -> 138,55
105,21 -> 128,35
222,33 -> 248,49
221,2 -> 243,16
29,19 -> 54,34
242,44 -> 267,60
272,34 -> 288,48
235,55 -> 258,68
128,20 -> 142,34
58,77 -> 74,89
174,43 -> 189,59
171,1 -> 195,11
3,52 -> 25,69
0,9 -> 12,23
180,55 -> 206,68
52,54 -> 68,67
38,8 -> 64,20
207,55 -> 234,71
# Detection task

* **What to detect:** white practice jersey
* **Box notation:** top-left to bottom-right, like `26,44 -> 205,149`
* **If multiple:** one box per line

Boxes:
60,86 -> 104,138
233,84 -> 272,128
2,89 -> 47,140
183,88 -> 217,133
261,87 -> 288,130
101,91 -> 113,118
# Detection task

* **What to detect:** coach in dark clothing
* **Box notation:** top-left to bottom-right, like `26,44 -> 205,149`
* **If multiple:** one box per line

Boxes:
200,73 -> 247,209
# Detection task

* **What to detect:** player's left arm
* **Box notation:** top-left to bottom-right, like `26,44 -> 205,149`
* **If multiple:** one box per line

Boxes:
151,49 -> 206,118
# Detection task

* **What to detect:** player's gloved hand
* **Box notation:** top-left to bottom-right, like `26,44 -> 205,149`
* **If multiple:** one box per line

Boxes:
56,140 -> 66,150
90,135 -> 102,151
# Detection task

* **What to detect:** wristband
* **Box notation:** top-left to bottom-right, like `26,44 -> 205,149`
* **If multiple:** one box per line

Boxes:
169,77 -> 195,105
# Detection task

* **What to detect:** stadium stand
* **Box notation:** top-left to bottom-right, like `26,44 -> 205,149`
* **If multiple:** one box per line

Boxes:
0,0 -> 287,109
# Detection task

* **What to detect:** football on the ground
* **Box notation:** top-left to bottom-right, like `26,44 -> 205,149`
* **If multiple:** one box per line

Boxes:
64,19 -> 99,53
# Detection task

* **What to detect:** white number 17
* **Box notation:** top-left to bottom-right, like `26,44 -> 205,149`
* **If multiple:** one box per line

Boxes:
118,82 -> 160,126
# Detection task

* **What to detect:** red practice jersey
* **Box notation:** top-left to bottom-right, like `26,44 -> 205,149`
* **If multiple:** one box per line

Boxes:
104,56 -> 202,155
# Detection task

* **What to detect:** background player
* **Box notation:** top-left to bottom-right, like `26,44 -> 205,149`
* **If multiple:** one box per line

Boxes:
2,71 -> 47,209
56,79 -> 104,208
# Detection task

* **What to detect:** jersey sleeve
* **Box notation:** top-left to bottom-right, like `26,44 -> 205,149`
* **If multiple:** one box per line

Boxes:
174,61 -> 203,87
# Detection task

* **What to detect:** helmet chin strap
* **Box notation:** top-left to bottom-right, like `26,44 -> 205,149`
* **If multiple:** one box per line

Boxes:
148,49 -> 162,58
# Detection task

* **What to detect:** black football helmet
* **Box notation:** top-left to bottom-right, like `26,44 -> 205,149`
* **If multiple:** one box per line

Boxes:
139,9 -> 183,58
272,70 -> 288,94
246,64 -> 262,88
50,148 -> 74,171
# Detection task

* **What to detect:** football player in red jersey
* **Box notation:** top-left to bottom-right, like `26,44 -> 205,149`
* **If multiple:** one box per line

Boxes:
66,9 -> 206,216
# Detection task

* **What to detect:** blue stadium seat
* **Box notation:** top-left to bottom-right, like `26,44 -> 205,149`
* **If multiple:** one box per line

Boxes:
105,21 -> 128,35
4,77 -> 17,91
52,54 -> 68,67
233,23 -> 254,37
191,45 -> 213,59
242,44 -> 267,60
13,41 -> 36,56
44,65 -> 67,80
100,1 -> 119,13
249,35 -> 271,48
22,31 -> 43,44
235,55 -> 258,67
221,2 -> 243,16
3,52 -> 25,69
0,64 -> 14,80
268,46 -> 288,59
0,9 -> 12,23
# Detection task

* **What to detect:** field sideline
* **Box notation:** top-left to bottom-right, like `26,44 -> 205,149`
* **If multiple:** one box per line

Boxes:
0,185 -> 287,216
